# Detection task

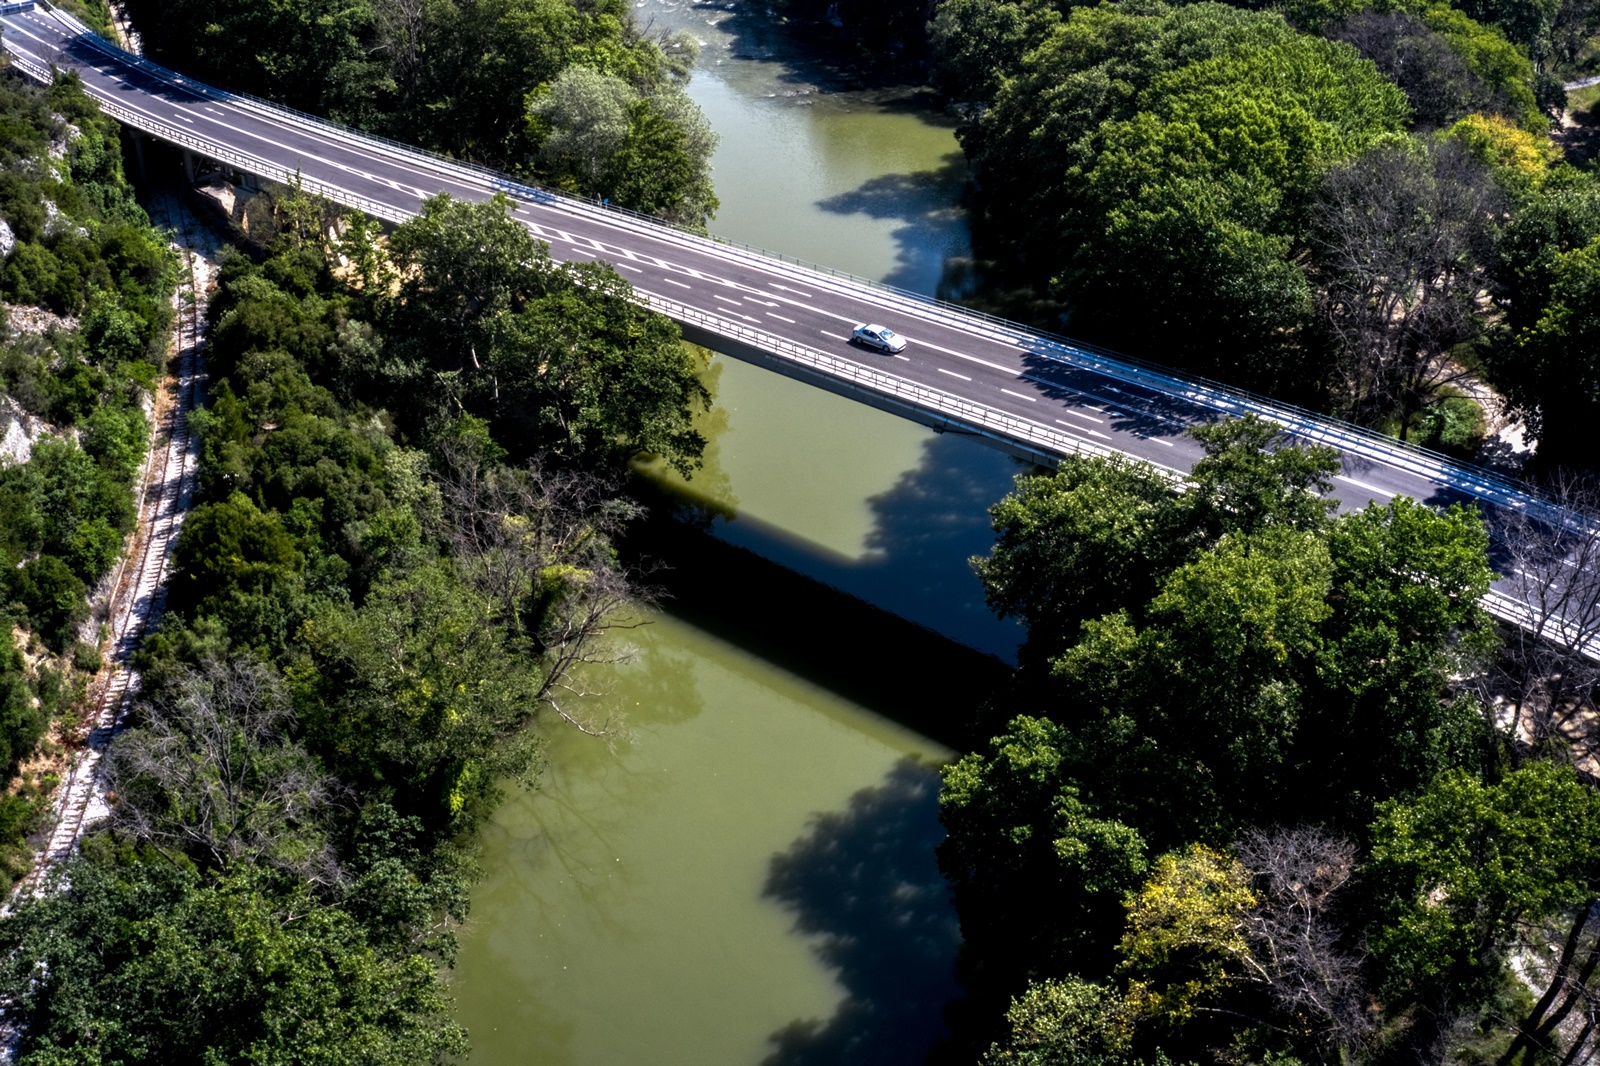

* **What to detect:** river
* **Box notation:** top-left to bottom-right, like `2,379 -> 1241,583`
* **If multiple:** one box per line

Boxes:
449,5 -> 1027,1062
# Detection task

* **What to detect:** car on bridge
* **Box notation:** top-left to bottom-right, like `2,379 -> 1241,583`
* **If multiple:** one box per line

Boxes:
852,323 -> 907,354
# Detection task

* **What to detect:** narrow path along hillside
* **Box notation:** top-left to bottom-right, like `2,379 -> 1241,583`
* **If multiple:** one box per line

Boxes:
15,184 -> 212,895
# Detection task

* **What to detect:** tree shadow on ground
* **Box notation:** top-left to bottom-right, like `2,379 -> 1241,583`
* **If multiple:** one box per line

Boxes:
815,155 -> 972,293
761,756 -> 964,1066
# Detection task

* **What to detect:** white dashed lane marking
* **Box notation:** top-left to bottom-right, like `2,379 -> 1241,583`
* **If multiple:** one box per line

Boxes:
938,368 -> 972,381
1336,475 -> 1395,498
1001,388 -> 1037,403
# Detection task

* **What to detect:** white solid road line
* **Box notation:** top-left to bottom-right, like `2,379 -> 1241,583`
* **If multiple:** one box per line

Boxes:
1052,420 -> 1102,444
939,368 -> 972,381
1001,388 -> 1037,403
1336,475 -> 1397,498
0,22 -> 1469,509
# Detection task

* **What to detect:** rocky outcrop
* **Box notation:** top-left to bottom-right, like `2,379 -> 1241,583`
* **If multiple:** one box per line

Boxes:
0,394 -> 47,467
5,303 -> 78,336
189,174 -> 271,252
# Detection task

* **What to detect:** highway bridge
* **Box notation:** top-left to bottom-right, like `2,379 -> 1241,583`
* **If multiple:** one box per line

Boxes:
1,0 -> 1595,656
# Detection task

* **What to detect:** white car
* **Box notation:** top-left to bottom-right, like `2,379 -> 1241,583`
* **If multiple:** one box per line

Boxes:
851,323 -> 907,354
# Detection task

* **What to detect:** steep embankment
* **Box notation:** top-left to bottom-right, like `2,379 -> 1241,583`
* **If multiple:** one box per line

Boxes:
16,185 -> 211,893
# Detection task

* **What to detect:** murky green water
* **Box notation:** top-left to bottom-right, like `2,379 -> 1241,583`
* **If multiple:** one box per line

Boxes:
452,622 -> 960,1066
452,7 -> 1023,1063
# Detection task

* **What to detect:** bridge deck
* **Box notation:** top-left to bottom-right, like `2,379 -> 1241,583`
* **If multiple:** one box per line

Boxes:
2,1 -> 1594,657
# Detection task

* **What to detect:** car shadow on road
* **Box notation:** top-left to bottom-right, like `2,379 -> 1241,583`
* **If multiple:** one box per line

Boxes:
761,755 -> 964,1066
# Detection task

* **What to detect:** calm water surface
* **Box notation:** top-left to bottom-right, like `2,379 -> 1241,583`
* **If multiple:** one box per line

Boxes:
452,6 -> 1023,1062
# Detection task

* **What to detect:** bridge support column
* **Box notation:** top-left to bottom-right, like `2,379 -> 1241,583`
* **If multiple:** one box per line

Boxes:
180,149 -> 196,182
127,131 -> 146,181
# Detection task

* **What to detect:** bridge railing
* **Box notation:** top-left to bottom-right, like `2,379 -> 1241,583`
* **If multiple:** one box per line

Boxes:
16,4 -> 1548,505
9,4 -> 1572,524
637,288 -> 1169,475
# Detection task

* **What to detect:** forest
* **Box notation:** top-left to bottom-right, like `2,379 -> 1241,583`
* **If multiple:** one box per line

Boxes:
941,422 -> 1600,1065
120,0 -> 720,227
3,0 -> 1600,1059
0,168 -> 709,1058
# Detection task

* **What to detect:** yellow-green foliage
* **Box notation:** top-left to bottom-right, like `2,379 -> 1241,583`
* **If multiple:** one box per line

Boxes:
1447,112 -> 1560,178
1119,844 -> 1258,1022
1422,5 -> 1546,130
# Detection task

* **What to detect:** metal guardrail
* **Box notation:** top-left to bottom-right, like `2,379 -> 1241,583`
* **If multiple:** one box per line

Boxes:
639,289 -> 1185,477
12,2 -> 1554,509
9,23 -> 1597,657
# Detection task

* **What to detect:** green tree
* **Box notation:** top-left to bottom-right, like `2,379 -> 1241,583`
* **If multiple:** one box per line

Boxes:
0,857 -> 467,1065
387,194 -> 709,473
172,491 -> 305,609
975,453 -> 1180,664
14,555 -> 89,654
1183,416 -> 1339,540
1495,235 -> 1600,467
1052,527 -> 1334,841
940,716 -> 1150,988
1366,763 -> 1600,1049
964,3 -> 1407,390
980,976 -> 1137,1066
296,562 -> 545,830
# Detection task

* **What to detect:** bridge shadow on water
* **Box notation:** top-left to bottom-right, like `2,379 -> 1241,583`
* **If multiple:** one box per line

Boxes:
761,756 -> 963,1066
695,423 -> 1028,662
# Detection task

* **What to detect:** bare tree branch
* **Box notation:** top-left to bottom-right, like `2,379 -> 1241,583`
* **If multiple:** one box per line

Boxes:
106,659 -> 343,885
1313,141 -> 1503,435
1236,827 -> 1376,1054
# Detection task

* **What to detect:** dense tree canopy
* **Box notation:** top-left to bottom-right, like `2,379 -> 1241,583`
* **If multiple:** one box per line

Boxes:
121,0 -> 719,226
947,421 -> 1502,1060
0,153 -> 709,1057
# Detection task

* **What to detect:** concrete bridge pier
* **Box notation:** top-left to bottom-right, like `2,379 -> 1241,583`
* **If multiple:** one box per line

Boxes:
126,129 -> 146,180
180,148 -> 197,182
